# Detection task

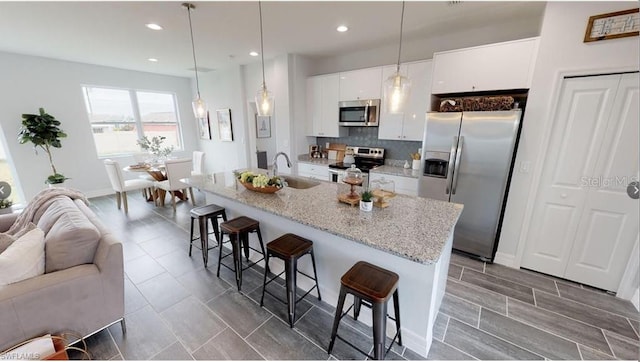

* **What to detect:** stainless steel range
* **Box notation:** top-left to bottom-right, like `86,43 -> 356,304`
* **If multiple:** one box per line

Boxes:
328,146 -> 385,185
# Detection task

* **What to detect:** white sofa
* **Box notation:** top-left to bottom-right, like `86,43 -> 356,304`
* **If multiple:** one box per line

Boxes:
0,196 -> 125,352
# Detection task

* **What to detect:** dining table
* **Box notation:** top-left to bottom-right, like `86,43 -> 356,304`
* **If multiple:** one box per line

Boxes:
123,163 -> 187,203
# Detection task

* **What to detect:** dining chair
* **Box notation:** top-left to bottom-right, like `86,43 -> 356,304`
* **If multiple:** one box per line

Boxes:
104,159 -> 155,214
154,158 -> 195,212
192,151 -> 205,176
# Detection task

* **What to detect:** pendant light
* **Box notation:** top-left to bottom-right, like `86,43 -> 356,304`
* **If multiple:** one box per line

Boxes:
255,1 -> 274,117
384,1 -> 411,114
183,3 -> 207,119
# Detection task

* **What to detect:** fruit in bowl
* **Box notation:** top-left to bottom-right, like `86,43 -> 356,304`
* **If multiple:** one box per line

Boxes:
235,171 -> 285,193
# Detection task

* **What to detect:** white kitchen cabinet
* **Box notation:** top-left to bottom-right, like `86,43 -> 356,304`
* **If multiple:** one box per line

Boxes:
307,74 -> 347,137
339,67 -> 382,101
379,60 -> 432,141
297,162 -> 329,181
369,172 -> 419,197
431,37 -> 539,94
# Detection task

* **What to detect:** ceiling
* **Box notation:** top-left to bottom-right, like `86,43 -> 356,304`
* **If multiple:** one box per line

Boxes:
0,1 -> 546,77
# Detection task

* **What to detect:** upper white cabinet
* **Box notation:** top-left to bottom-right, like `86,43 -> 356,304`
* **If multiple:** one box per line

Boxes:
431,37 -> 539,94
307,74 -> 347,137
339,67 -> 382,101
379,60 -> 432,141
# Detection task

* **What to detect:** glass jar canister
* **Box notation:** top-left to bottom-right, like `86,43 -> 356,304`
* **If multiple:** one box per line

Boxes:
343,165 -> 363,185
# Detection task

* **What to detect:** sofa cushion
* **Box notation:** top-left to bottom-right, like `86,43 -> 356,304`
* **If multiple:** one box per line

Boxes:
0,228 -> 45,286
37,198 -> 100,273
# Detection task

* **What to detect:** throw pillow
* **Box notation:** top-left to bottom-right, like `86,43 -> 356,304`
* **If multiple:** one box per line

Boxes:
0,222 -> 37,254
0,234 -> 13,254
0,228 -> 45,286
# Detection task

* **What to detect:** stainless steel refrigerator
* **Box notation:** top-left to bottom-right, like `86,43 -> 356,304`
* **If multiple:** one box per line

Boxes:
419,110 -> 522,261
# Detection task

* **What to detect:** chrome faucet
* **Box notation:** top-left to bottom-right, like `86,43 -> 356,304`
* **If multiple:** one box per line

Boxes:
271,152 -> 291,177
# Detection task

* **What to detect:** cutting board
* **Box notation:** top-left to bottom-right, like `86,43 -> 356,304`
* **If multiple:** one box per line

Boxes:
327,143 -> 346,161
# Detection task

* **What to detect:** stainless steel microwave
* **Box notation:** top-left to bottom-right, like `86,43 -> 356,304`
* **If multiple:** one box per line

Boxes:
338,99 -> 380,127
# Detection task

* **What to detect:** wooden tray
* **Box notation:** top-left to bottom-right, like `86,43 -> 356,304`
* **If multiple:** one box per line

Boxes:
372,189 -> 396,208
338,193 -> 360,206
239,181 -> 282,194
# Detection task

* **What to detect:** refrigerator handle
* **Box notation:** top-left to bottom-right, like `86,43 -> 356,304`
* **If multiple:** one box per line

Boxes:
445,136 -> 458,195
452,136 -> 464,195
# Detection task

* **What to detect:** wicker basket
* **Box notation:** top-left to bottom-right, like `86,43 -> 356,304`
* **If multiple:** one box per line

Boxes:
239,180 -> 282,194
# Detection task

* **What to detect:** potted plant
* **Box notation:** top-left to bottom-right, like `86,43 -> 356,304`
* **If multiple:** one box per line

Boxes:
18,108 -> 68,185
360,189 -> 373,212
136,136 -> 174,163
0,199 -> 13,214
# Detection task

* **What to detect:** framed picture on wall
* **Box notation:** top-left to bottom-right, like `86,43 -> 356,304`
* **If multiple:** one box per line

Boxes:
256,115 -> 271,138
216,108 -> 234,142
198,112 -> 212,140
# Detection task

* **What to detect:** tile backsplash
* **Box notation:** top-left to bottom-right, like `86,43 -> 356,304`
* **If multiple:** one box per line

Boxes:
317,127 -> 421,163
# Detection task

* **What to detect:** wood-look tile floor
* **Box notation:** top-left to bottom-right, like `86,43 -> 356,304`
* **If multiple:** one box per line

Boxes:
74,193 -> 639,360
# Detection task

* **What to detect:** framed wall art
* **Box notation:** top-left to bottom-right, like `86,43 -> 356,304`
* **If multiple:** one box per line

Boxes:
256,115 -> 271,138
584,8 -> 639,43
216,108 -> 234,142
198,112 -> 212,140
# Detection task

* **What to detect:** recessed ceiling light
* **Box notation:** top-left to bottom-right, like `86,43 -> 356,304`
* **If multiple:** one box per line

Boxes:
337,25 -> 349,32
146,23 -> 163,30
148,58 -> 158,62
249,51 -> 259,57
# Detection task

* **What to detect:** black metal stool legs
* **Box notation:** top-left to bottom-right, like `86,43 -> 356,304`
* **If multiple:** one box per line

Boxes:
328,288 -> 347,355
284,258 -> 298,328
372,301 -> 388,360
310,250 -> 322,301
393,290 -> 402,346
199,216 -> 209,266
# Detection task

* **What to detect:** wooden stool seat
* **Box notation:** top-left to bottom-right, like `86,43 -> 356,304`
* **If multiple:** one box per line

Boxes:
217,216 -> 266,291
220,216 -> 260,233
190,204 -> 225,218
328,261 -> 402,360
189,204 -> 227,267
341,261 -> 399,303
267,233 -> 313,259
260,233 -> 321,328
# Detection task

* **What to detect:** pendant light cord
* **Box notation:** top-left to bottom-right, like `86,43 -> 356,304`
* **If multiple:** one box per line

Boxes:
185,4 -> 201,97
395,1 -> 406,73
259,1 -> 266,87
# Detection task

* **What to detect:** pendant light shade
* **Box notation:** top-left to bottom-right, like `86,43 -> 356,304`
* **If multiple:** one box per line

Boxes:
183,3 -> 208,119
384,1 -> 410,114
255,1 -> 274,117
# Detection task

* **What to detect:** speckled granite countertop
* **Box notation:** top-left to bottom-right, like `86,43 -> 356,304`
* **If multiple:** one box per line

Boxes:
297,155 -> 332,165
183,172 -> 463,265
370,165 -> 421,179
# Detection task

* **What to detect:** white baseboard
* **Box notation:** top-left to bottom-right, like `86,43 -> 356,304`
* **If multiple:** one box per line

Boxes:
493,252 -> 517,268
84,188 -> 115,199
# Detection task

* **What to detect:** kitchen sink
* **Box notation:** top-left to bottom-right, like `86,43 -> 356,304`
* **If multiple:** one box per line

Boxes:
283,176 -> 320,189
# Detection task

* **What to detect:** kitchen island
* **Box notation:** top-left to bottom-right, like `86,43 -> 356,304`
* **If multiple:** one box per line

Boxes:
183,172 -> 463,357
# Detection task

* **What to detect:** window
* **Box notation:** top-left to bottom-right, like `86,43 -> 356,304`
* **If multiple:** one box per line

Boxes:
82,86 -> 182,157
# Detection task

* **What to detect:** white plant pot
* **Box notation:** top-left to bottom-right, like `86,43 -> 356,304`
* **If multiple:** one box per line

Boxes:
359,200 -> 373,212
412,159 -> 421,170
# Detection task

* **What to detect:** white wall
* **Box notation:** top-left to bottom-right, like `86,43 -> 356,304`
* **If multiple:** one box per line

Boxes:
196,65 -> 251,174
242,60 -> 278,166
495,2 -> 640,267
310,15 -> 541,75
0,51 -> 197,200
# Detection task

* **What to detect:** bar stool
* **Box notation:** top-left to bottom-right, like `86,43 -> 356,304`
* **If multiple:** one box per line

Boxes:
216,216 -> 266,291
260,233 -> 322,328
189,204 -> 227,267
328,261 -> 402,360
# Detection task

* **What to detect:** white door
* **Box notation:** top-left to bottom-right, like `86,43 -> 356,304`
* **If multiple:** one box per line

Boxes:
521,73 -> 639,291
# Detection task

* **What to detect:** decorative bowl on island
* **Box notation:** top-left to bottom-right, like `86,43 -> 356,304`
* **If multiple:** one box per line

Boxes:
236,171 -> 284,194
